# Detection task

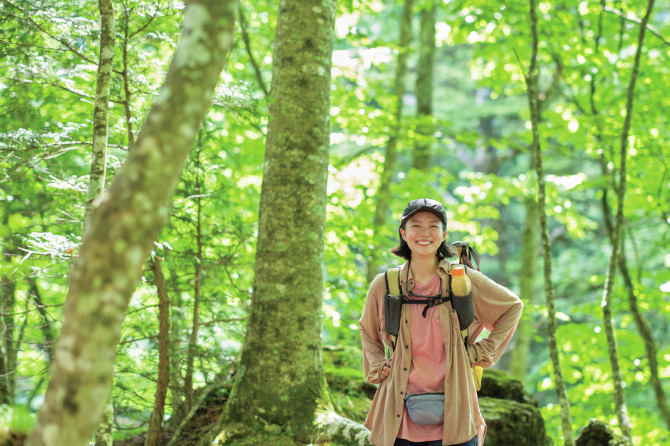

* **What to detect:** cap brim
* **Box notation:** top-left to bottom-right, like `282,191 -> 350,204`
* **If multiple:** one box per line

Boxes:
403,207 -> 446,224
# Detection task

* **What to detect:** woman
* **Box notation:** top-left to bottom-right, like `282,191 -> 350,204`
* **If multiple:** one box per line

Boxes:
359,198 -> 523,446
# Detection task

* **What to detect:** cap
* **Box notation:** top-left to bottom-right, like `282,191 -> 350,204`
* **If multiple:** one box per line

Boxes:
401,198 -> 447,226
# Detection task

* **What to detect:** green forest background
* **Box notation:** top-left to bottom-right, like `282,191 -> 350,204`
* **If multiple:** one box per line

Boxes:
0,0 -> 669,445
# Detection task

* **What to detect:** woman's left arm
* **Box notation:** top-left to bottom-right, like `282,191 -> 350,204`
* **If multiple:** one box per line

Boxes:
465,269 -> 523,368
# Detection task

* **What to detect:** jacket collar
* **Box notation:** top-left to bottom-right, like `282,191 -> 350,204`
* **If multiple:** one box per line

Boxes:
398,258 -> 453,296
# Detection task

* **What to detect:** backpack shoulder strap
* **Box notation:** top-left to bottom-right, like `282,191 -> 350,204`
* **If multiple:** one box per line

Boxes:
385,266 -> 402,296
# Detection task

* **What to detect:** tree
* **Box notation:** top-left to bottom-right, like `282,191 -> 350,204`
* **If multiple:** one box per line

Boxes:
598,0 -> 655,439
412,0 -> 435,170
25,1 -> 238,444
198,1 -> 370,444
367,0 -> 414,283
524,0 -> 574,444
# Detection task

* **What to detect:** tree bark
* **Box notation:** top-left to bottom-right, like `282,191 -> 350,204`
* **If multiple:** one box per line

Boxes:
367,0 -> 414,283
84,0 -> 116,231
0,274 -> 16,405
26,278 -> 55,361
525,1 -> 574,444
509,196 -> 538,381
184,148 -> 203,410
25,2 -> 238,445
121,6 -> 135,149
93,398 -> 114,446
145,257 -> 171,446
412,0 -> 434,170
198,2 -> 371,444
168,260 -> 185,417
599,1 -> 654,439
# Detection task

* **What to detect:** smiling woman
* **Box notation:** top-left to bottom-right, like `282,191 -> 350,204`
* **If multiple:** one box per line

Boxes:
359,198 -> 523,446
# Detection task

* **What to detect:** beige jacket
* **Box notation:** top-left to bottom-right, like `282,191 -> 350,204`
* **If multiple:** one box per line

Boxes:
359,259 -> 523,446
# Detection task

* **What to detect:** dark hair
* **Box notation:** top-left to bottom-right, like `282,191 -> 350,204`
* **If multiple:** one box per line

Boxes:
390,220 -> 457,261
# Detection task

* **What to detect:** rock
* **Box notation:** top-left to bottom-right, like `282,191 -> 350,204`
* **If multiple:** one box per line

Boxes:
478,368 -> 537,406
575,419 -> 632,446
479,397 -> 550,446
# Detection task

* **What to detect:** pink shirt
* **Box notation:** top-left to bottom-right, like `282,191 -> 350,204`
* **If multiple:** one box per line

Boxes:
397,272 -> 445,442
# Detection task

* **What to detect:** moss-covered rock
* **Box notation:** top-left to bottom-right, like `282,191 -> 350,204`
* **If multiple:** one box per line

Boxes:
477,369 -> 537,406
478,397 -> 550,446
575,419 -> 632,446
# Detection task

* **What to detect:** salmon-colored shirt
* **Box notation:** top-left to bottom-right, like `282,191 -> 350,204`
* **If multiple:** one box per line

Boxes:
359,260 -> 523,446
398,272 -> 445,441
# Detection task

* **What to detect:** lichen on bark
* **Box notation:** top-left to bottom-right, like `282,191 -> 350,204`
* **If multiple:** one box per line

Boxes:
25,1 -> 238,445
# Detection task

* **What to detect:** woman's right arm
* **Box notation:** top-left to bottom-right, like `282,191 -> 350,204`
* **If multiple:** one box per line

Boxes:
359,274 -> 389,384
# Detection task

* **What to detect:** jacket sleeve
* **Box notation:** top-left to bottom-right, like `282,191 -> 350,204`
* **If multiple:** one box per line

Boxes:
466,269 -> 523,368
359,273 -> 388,384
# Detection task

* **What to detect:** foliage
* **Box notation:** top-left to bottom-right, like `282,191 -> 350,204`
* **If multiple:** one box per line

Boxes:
0,0 -> 669,445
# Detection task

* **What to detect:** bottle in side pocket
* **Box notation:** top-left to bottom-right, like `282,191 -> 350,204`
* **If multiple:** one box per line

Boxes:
451,264 -> 471,296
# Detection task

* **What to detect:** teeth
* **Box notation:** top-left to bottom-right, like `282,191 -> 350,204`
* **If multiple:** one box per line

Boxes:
417,241 -> 431,245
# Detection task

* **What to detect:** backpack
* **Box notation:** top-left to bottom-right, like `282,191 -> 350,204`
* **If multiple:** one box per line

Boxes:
383,240 -> 483,390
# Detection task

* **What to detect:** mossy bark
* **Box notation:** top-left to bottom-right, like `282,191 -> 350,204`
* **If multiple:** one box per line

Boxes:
25,2 -> 238,445
367,0 -> 414,283
412,0 -> 435,170
199,2 -> 370,444
510,197 -> 537,381
524,1 -> 574,444
93,397 -> 114,446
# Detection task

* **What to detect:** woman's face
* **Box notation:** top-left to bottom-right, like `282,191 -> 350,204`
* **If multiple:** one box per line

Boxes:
400,212 -> 447,258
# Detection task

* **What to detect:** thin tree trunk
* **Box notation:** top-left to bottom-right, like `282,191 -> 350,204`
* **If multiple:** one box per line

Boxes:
168,260 -> 184,417
198,2 -> 370,444
0,210 -> 14,405
184,149 -> 203,410
412,0 -> 434,170
145,257 -> 171,446
87,2 -> 116,442
525,1 -> 574,444
238,2 -> 269,96
122,6 -> 135,149
84,0 -> 116,231
26,278 -> 55,363
599,0 -> 654,439
367,0 -> 414,283
26,2 -> 238,445
93,398 -> 114,446
619,246 -> 670,431
510,196 -> 538,381
0,273 -> 16,405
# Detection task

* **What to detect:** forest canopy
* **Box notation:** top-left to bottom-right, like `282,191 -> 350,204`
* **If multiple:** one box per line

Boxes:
0,0 -> 669,445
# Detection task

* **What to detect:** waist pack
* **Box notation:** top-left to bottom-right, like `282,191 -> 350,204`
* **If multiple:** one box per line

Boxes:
405,393 -> 444,425
384,240 -> 483,391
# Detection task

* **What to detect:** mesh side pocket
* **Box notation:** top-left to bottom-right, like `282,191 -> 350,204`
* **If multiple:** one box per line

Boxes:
384,293 -> 403,337
451,292 -> 474,331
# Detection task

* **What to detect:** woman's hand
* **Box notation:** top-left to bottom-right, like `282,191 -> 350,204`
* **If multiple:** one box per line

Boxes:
380,358 -> 392,380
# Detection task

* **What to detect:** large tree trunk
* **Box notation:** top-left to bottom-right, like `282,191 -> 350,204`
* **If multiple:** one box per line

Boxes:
525,1 -> 574,444
198,2 -> 370,444
145,257 -> 171,446
367,0 -> 414,283
509,196 -> 538,381
25,2 -> 238,445
412,0 -> 435,171
599,0 -> 654,439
